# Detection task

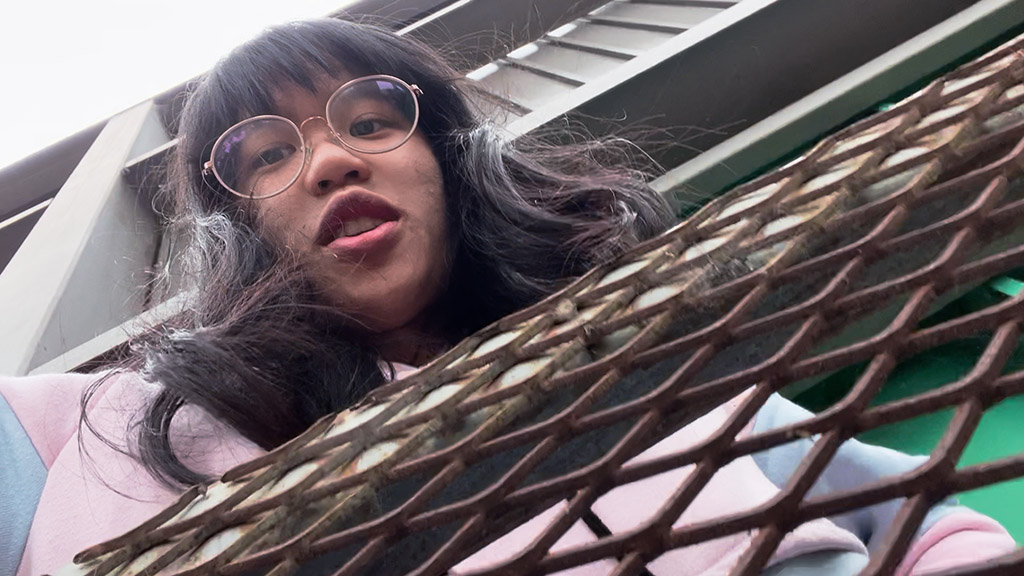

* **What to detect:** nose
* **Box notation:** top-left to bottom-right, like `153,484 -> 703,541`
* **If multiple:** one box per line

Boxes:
300,123 -> 371,196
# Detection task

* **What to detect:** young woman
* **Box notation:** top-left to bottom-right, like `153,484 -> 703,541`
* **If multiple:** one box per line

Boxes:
0,18 -> 1014,576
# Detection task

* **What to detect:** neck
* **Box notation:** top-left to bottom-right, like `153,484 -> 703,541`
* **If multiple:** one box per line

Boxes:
370,326 -> 448,367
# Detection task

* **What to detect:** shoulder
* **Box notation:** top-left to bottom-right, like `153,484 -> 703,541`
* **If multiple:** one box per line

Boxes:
0,371 -> 121,469
0,369 -> 265,477
14,371 -> 265,575
0,370 -> 150,575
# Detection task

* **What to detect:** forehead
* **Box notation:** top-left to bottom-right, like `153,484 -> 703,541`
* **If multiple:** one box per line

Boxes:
267,70 -> 358,121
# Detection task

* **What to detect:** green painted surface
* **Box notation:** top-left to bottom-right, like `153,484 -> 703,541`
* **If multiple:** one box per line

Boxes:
990,276 -> 1024,298
792,284 -> 1024,542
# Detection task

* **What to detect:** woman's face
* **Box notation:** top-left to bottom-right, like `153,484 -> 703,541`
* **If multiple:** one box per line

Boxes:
251,74 -> 450,357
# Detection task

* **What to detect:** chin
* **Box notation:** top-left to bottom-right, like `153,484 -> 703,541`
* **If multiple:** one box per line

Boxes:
315,263 -> 448,339
325,296 -> 422,334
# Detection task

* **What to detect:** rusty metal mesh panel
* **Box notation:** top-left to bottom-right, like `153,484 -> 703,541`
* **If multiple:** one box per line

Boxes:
64,36 -> 1024,576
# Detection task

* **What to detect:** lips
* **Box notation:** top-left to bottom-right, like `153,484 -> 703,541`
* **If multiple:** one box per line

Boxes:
316,191 -> 401,248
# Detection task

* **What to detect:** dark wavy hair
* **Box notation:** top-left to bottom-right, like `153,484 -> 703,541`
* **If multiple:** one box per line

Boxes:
97,18 -> 674,487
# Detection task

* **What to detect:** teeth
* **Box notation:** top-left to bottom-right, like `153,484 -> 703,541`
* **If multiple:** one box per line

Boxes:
337,217 -> 385,238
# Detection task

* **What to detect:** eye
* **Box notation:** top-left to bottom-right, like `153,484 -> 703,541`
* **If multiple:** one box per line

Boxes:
349,118 -> 386,138
251,143 -> 298,169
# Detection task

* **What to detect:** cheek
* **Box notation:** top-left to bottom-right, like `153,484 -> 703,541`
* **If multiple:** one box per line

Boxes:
394,146 -> 446,230
415,152 -> 447,223
404,158 -> 450,285
254,199 -> 310,249
422,173 -> 450,260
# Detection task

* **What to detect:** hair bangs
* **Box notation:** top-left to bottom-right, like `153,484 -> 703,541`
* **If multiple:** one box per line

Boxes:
180,20 -> 433,175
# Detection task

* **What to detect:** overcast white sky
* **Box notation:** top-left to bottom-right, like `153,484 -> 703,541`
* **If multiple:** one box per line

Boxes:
0,1 -> 359,171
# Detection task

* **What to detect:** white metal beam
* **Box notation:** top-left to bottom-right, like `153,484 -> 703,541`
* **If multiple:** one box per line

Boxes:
0,101 -> 165,375
653,0 -> 1024,205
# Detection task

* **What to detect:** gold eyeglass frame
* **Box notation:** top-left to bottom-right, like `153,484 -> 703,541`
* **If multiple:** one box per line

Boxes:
201,74 -> 423,200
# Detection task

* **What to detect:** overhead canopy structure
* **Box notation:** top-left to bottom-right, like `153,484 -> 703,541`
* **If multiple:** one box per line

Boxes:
1,0 -> 1015,376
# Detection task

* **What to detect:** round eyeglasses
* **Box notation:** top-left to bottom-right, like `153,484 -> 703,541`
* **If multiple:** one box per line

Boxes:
202,75 -> 423,199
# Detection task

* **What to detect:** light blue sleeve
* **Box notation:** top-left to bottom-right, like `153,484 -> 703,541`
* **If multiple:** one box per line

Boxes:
0,390 -> 47,575
751,393 -> 965,553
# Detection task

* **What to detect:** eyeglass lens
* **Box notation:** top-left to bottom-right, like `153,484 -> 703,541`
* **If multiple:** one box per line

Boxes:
211,77 -> 419,199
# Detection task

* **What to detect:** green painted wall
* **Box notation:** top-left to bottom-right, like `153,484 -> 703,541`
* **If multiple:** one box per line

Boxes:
792,283 -> 1024,542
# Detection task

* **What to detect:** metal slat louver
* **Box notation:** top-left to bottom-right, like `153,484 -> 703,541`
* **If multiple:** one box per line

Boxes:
587,1 -> 725,33
469,0 -> 732,117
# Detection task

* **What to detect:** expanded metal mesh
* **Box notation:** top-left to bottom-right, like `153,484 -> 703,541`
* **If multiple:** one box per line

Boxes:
65,34 -> 1024,576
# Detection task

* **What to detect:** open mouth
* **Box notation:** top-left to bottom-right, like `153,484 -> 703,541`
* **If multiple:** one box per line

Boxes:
316,192 -> 401,247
